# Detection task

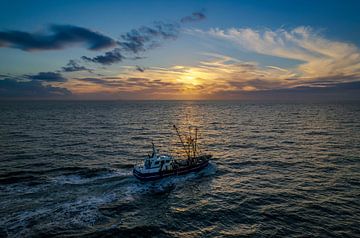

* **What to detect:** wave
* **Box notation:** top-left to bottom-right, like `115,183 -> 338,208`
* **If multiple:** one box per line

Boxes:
52,168 -> 131,185
0,167 -> 131,186
2,193 -> 117,237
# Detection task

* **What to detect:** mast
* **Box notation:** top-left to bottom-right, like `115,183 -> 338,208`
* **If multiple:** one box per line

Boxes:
194,127 -> 198,157
151,142 -> 156,157
173,125 -> 190,159
188,126 -> 192,159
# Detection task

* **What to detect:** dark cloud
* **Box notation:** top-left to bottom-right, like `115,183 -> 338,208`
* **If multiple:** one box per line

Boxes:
135,66 -> 145,72
62,60 -> 92,72
118,21 -> 179,54
228,75 -> 360,93
229,79 -> 284,90
286,74 -> 359,83
81,21 -> 180,65
1,12 -> 206,70
280,81 -> 360,92
126,77 -> 149,83
215,81 -> 360,101
0,78 -> 71,98
77,77 -> 149,87
82,48 -> 125,65
180,11 -> 206,23
295,74 -> 359,86
0,24 -> 116,51
25,72 -> 67,82
79,12 -> 207,66
77,77 -> 113,85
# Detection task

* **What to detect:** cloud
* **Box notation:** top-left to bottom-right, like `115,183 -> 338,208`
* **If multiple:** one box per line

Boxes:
0,78 -> 71,98
81,21 -> 181,66
135,66 -> 145,72
287,81 -> 360,92
72,76 -> 181,97
62,60 -> 92,72
229,79 -> 284,90
199,26 -> 360,79
78,12 -> 207,66
119,21 -> 179,54
105,53 -> 359,99
181,11 -> 206,23
65,51 -> 360,100
0,10 -> 206,54
81,48 -> 125,65
214,81 -> 360,101
75,77 -> 124,87
0,24 -> 116,51
75,76 -> 173,88
25,72 -> 67,82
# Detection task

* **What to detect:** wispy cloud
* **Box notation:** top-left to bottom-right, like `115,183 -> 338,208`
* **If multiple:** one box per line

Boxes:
69,75 -> 183,99
194,26 -> 360,80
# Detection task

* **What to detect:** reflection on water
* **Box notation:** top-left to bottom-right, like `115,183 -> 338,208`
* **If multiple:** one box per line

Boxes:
0,101 -> 359,237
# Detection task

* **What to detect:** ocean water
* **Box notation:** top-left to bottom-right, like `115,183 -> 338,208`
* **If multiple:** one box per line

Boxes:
0,101 -> 359,237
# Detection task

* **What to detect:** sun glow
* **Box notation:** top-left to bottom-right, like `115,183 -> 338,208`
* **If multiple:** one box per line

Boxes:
181,75 -> 200,87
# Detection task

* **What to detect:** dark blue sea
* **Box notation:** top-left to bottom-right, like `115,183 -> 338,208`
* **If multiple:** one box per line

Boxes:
0,101 -> 359,237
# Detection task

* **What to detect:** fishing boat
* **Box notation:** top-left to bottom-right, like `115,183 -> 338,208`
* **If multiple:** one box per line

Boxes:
133,125 -> 212,181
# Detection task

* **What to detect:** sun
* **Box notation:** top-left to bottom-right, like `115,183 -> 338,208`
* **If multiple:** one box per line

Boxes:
180,70 -> 203,86
183,75 -> 197,85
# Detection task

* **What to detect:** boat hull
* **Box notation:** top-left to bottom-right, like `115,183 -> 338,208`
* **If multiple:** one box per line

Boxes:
133,160 -> 209,181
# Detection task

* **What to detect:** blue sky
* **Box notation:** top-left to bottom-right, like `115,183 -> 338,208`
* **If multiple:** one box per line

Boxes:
0,0 -> 359,100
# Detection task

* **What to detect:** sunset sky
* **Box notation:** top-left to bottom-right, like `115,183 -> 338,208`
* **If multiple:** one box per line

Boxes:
1,0 -> 359,100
